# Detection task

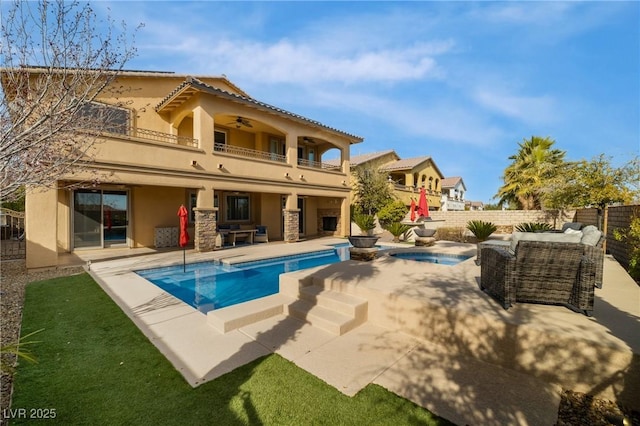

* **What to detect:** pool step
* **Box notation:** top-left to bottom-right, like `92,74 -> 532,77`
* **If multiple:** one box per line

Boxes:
286,286 -> 367,335
207,294 -> 292,333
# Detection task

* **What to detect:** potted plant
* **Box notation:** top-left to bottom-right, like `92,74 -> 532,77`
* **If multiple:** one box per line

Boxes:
349,212 -> 379,248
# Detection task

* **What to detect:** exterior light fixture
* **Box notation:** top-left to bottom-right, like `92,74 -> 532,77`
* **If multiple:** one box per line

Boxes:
217,163 -> 223,169
191,160 -> 198,166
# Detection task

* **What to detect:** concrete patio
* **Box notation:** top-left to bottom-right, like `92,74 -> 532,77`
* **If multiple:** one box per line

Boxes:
80,237 -> 639,426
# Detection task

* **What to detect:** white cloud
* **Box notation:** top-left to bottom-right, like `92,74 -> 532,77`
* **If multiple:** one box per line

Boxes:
203,39 -> 447,84
472,88 -> 558,125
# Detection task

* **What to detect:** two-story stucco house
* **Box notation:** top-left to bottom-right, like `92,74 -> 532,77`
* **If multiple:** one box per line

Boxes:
4,69 -> 363,269
440,176 -> 467,211
345,150 -> 445,210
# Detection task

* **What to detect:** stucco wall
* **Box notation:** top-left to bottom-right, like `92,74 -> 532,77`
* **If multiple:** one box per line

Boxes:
131,186 -> 188,247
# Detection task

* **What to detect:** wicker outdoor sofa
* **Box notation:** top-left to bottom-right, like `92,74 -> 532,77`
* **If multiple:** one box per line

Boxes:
479,227 -> 604,316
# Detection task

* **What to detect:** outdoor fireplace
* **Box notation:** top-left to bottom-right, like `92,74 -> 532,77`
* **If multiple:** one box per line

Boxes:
322,216 -> 337,232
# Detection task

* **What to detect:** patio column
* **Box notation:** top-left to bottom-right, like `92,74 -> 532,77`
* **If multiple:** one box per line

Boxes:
283,192 -> 299,243
193,105 -> 214,153
194,188 -> 217,252
340,197 -> 350,237
285,133 -> 298,166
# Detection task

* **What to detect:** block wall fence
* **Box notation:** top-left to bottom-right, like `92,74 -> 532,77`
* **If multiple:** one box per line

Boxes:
425,205 -> 637,271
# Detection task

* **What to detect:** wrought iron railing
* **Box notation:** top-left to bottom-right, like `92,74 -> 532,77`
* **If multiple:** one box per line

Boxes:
103,127 -> 199,147
214,143 -> 287,163
297,158 -> 342,171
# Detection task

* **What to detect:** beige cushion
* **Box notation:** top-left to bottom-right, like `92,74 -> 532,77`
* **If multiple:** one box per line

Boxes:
509,231 -> 583,253
581,225 -> 602,246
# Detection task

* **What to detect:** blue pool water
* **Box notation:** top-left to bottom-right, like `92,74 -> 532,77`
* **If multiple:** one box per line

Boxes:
390,252 -> 471,265
136,244 -> 467,313
136,247 -> 350,313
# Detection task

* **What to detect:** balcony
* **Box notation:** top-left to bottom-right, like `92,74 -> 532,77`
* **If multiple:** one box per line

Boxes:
215,143 -> 342,171
297,158 -> 341,171
215,143 -> 286,163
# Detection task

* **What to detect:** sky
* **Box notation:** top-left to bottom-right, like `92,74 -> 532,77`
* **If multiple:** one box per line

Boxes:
96,1 -> 638,204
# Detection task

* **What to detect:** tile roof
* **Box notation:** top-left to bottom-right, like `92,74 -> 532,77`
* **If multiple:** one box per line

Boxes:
348,150 -> 398,166
381,156 -> 432,171
155,77 -> 363,143
442,176 -> 465,188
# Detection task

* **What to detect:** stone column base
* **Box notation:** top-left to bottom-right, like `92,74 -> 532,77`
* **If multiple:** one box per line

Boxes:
349,247 -> 378,261
415,237 -> 436,247
194,208 -> 217,252
283,209 -> 300,243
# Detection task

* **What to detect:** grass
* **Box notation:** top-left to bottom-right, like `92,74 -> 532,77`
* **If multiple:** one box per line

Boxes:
10,273 -> 453,425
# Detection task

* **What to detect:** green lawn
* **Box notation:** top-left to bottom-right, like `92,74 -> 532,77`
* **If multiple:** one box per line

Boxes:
10,273 -> 453,425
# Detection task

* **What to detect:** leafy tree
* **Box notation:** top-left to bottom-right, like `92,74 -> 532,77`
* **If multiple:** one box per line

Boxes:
0,0 -> 141,202
544,155 -> 639,210
352,165 -> 393,215
496,136 -> 565,210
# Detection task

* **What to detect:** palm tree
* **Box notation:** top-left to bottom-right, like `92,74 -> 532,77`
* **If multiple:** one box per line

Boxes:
496,136 -> 565,210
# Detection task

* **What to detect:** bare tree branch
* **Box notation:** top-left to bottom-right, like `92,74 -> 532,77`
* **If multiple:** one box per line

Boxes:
1,0 -> 141,201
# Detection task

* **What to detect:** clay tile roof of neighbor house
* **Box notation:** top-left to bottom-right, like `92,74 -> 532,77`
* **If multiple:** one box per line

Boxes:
155,76 -> 364,143
441,176 -> 464,188
347,150 -> 398,166
381,156 -> 431,171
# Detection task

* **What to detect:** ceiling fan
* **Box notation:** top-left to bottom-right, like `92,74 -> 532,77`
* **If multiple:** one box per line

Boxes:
228,116 -> 252,129
302,137 -> 316,144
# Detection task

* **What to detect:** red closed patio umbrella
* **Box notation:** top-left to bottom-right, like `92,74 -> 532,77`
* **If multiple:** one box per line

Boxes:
177,204 -> 190,272
417,187 -> 429,218
410,198 -> 416,222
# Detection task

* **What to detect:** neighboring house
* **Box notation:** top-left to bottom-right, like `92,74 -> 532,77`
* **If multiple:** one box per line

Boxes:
4,68 -> 363,269
466,201 -> 485,211
440,177 -> 467,211
344,150 -> 445,210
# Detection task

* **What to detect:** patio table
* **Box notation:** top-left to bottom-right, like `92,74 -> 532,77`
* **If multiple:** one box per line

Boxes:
219,229 -> 258,246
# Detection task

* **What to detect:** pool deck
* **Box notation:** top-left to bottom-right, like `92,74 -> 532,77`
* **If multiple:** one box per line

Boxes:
80,237 -> 639,426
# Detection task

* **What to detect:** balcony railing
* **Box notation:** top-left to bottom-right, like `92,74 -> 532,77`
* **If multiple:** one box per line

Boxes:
103,127 -> 199,147
214,143 -> 286,163
297,158 -> 341,171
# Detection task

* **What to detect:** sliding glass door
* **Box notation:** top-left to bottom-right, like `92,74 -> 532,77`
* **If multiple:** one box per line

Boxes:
73,189 -> 128,249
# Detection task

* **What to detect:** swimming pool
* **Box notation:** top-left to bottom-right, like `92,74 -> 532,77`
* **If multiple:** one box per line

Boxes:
389,251 -> 471,265
136,247 -> 350,313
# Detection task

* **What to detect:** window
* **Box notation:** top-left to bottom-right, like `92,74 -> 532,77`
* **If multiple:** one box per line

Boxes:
214,129 -> 227,151
78,102 -> 130,134
226,194 -> 250,221
188,191 -> 197,223
270,137 -> 285,158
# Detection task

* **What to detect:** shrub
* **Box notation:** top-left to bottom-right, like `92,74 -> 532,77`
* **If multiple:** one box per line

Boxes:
515,222 -> 553,232
377,201 -> 408,227
435,227 -> 467,243
613,214 -> 640,281
466,220 -> 497,242
383,222 -> 412,243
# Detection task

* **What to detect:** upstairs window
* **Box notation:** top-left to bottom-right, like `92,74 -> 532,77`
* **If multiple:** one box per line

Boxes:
78,102 -> 130,134
214,129 -> 227,145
